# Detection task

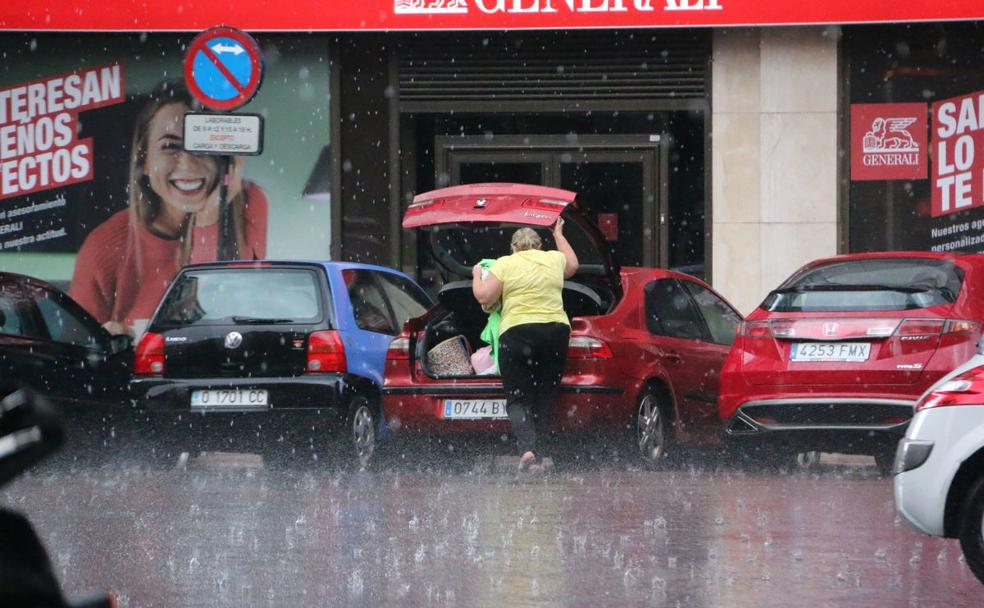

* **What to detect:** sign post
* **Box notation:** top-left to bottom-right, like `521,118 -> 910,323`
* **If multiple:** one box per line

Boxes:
183,26 -> 265,260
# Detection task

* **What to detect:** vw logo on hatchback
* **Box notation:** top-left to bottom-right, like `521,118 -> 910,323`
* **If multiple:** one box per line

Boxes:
224,331 -> 244,349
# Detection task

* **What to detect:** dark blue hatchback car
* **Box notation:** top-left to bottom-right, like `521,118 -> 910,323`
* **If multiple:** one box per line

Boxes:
130,260 -> 432,468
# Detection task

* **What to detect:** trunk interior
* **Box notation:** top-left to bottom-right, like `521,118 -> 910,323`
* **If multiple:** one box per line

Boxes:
418,280 -> 613,379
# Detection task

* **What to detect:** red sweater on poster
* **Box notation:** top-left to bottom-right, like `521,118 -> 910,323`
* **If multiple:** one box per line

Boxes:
70,183 -> 268,332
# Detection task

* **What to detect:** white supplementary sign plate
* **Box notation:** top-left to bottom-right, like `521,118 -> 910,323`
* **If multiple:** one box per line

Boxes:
191,388 -> 269,410
183,112 -> 264,155
441,399 -> 508,420
790,342 -> 871,362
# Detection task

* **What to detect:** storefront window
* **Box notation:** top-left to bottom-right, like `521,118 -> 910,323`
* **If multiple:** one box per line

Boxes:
846,22 -> 984,253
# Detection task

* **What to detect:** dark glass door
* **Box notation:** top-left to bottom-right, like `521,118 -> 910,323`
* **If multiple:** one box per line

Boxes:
437,135 -> 665,268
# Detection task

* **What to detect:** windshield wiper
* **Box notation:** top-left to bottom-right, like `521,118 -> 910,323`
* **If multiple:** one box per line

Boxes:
231,316 -> 294,324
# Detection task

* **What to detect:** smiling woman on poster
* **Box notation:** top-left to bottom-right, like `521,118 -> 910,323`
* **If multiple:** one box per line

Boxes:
70,80 -> 268,337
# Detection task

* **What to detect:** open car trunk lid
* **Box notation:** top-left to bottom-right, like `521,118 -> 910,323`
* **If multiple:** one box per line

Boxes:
403,183 -> 621,299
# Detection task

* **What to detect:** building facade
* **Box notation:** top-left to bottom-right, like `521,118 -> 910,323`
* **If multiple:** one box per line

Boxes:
0,4 -> 980,328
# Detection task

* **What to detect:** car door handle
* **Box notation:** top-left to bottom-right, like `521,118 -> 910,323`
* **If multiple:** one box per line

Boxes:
661,351 -> 683,364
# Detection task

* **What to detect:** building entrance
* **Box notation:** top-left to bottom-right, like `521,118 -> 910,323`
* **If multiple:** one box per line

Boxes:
435,134 -> 667,268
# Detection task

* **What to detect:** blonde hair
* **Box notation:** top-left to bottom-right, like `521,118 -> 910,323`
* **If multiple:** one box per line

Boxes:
511,227 -> 542,252
128,80 -> 249,266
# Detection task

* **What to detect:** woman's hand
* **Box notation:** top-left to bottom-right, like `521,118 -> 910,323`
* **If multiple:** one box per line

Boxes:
552,217 -> 579,278
472,264 -> 502,306
553,218 -> 564,237
102,320 -> 134,338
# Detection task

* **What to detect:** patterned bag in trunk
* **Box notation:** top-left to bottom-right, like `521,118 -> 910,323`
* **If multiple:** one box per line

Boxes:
427,335 -> 474,377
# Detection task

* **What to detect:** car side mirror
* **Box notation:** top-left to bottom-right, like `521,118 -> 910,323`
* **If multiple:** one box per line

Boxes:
109,334 -> 133,354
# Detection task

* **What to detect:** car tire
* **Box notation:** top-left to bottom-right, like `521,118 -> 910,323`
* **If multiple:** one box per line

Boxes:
348,397 -> 378,471
958,474 -> 984,585
633,389 -> 670,468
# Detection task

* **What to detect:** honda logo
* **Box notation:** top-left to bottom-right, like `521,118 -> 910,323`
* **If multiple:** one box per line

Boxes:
823,323 -> 838,337
224,331 -> 243,349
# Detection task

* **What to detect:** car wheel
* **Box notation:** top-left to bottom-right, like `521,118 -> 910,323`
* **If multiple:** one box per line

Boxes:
349,398 -> 377,471
959,475 -> 984,585
634,390 -> 670,467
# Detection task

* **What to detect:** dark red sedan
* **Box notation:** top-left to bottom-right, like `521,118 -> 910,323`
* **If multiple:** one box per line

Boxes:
719,251 -> 984,470
382,183 -> 742,465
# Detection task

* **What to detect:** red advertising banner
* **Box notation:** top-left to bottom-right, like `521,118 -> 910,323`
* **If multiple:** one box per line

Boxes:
0,64 -> 126,201
931,90 -> 984,218
850,103 -> 927,182
0,0 -> 982,31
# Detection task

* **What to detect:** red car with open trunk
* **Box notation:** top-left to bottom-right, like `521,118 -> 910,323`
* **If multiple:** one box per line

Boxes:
382,183 -> 742,465
719,251 -> 984,470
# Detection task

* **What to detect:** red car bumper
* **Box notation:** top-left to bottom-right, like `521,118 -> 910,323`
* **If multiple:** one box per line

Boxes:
382,382 -> 628,434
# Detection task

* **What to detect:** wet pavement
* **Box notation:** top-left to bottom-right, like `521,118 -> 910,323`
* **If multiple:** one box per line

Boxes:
3,447 -> 982,608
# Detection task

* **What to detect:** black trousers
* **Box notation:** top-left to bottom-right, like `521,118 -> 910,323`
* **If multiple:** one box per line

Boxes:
498,322 -> 570,456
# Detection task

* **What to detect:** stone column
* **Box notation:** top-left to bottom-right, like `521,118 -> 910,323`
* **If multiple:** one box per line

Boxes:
711,27 -> 839,314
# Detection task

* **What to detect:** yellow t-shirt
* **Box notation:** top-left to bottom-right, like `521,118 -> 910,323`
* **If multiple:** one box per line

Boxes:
490,249 -> 569,334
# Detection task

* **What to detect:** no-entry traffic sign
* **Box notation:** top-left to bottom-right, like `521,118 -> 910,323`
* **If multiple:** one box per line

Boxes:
184,26 -> 264,111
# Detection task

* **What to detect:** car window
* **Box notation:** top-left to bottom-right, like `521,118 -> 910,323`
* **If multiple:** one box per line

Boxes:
762,258 -> 963,312
343,269 -> 397,334
682,281 -> 740,346
644,279 -> 706,341
156,268 -> 323,326
376,272 -> 432,332
0,285 -> 41,338
32,287 -> 104,349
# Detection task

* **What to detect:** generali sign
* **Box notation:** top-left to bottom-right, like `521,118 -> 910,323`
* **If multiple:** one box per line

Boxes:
850,103 -> 928,181
1,0 -> 981,30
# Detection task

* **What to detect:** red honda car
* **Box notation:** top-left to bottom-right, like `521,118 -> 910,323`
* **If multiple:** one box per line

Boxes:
382,183 -> 742,466
719,251 -> 984,470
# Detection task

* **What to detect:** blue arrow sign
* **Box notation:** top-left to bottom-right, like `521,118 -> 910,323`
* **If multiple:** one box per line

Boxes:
191,37 -> 253,102
185,27 -> 263,111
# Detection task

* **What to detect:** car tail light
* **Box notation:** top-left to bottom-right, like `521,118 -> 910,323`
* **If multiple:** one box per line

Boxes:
134,332 -> 165,376
740,320 -> 792,338
916,365 -> 984,411
387,336 -> 410,361
944,319 -> 979,334
307,330 -> 347,373
567,336 -> 613,359
895,319 -> 945,336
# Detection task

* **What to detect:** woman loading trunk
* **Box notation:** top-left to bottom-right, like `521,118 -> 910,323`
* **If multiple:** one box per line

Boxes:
472,220 -> 579,473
